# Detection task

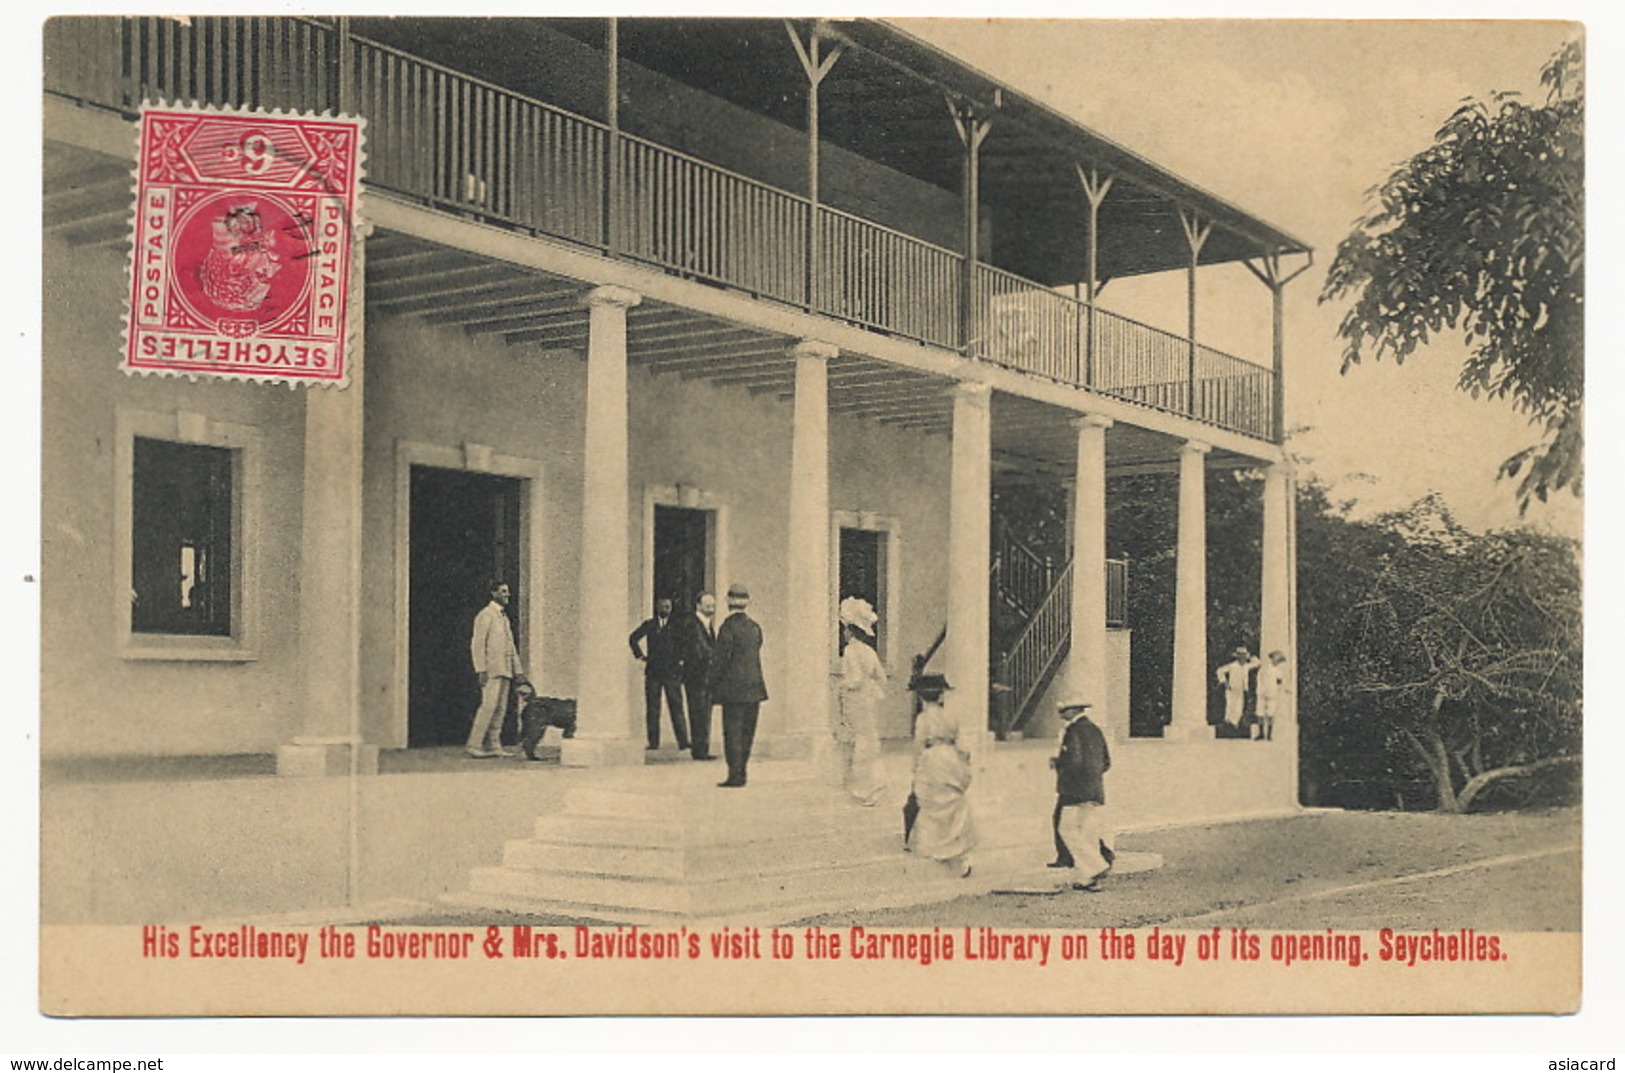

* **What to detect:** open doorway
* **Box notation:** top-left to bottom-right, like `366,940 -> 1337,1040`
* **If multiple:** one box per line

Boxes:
408,465 -> 523,747
652,504 -> 711,612
838,526 -> 886,659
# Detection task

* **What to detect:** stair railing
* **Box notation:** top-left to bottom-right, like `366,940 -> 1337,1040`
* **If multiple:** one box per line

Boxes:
992,524 -> 1054,621
996,560 -> 1074,738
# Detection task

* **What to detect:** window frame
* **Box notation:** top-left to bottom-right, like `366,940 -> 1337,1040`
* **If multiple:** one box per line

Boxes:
114,408 -> 261,662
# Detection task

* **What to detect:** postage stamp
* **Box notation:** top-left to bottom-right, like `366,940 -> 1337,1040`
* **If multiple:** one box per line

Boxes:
123,105 -> 364,386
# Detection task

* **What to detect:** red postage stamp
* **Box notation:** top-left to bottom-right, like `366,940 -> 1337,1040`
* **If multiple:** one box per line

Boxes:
124,105 -> 365,385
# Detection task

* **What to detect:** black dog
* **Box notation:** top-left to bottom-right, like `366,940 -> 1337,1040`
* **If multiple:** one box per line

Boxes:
515,686 -> 577,760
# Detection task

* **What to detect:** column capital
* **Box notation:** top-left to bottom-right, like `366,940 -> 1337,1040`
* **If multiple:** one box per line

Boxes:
581,284 -> 642,311
953,380 -> 994,410
1263,458 -> 1298,479
787,339 -> 838,363
1181,439 -> 1212,457
1072,412 -> 1114,432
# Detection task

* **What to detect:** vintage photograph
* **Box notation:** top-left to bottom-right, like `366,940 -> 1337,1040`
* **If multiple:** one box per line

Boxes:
35,14 -> 1584,1020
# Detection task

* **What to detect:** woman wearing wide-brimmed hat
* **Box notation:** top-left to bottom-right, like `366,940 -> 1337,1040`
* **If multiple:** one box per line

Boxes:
907,673 -> 976,878
836,596 -> 888,806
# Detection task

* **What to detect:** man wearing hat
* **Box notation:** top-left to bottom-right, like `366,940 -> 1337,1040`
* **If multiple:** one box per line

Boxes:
1215,646 -> 1262,732
709,582 -> 768,787
1052,695 -> 1113,891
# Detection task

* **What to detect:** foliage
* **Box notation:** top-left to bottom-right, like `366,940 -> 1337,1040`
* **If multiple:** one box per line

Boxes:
1289,489 -> 1582,811
996,473 -> 1581,812
1339,496 -> 1581,811
1320,41 -> 1584,508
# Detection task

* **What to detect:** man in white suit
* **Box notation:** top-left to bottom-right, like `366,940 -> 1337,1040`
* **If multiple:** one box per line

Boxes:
467,579 -> 524,758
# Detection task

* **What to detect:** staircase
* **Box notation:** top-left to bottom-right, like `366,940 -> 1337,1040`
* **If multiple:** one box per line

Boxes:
987,524 -> 1128,739
444,753 -> 1134,925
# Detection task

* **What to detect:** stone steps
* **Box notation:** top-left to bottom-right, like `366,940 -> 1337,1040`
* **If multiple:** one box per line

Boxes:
449,756 -> 1158,923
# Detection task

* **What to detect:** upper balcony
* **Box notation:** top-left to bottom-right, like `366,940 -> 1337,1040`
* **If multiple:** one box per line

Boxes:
44,16 -> 1310,444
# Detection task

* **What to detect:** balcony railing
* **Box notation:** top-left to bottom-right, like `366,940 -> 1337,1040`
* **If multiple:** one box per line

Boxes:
46,16 -> 1279,442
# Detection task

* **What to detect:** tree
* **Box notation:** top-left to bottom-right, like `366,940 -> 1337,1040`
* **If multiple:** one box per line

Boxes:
1339,496 -> 1582,812
1320,41 -> 1583,508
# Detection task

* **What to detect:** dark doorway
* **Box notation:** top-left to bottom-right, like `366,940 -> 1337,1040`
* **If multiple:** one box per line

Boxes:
653,504 -> 709,612
408,466 -> 523,747
838,526 -> 885,657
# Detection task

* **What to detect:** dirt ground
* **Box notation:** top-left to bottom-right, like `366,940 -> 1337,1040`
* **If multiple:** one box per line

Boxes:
386,806 -> 1580,932
795,806 -> 1580,932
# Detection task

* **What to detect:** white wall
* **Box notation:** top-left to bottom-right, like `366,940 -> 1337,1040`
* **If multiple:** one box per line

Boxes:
42,236 -> 309,756
364,316 -> 958,748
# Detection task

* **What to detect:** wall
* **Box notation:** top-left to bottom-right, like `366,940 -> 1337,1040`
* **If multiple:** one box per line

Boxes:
358,312 -> 588,747
828,412 -> 953,740
626,372 -> 955,744
1024,629 -> 1133,742
359,306 -> 954,750
42,235 -> 309,757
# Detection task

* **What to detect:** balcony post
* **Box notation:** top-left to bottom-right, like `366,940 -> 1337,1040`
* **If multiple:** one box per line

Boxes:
1244,248 -> 1314,443
603,17 -> 619,254
1067,413 -> 1115,737
1167,438 -> 1211,740
1076,167 -> 1113,387
561,284 -> 646,767
948,99 -> 993,355
946,381 -> 993,753
784,339 -> 837,764
787,21 -> 843,312
1178,209 -> 1212,419
330,17 -> 352,115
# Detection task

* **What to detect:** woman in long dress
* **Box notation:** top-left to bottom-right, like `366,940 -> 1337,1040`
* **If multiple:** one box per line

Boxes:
836,597 -> 887,805
907,675 -> 976,878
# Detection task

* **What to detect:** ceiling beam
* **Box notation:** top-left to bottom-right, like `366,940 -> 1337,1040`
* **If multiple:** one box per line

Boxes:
503,317 -> 591,345
884,415 -> 953,433
369,259 -> 497,288
50,204 -> 130,239
828,387 -> 949,411
414,287 -> 584,324
676,356 -> 789,382
706,363 -> 795,387
778,372 -> 934,400
43,183 -> 130,226
365,245 -> 467,274
639,342 -> 786,370
371,276 -> 546,312
835,398 -> 951,419
462,309 -> 596,336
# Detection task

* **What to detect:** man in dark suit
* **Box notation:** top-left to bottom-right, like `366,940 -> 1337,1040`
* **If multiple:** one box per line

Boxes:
1052,695 -> 1114,892
629,597 -> 689,751
677,591 -> 719,760
709,582 -> 768,787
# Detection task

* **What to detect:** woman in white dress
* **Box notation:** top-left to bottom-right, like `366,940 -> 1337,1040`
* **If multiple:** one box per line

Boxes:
907,674 -> 976,878
836,596 -> 888,806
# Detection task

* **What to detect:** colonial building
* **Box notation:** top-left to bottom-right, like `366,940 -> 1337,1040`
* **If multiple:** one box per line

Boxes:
42,17 -> 1309,922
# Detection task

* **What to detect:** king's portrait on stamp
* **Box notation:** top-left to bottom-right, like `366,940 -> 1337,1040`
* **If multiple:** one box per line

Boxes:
125,107 -> 362,384
38,15 -> 1583,1019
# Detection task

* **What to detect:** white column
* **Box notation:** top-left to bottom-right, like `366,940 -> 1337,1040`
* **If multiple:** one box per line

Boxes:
785,340 -> 836,757
562,284 -> 644,767
279,227 -> 376,777
945,381 -> 993,757
1260,462 -> 1295,733
1168,438 -> 1211,739
1067,413 -> 1113,734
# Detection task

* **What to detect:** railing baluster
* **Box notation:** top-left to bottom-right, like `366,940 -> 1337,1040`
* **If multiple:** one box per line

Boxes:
51,20 -> 1275,439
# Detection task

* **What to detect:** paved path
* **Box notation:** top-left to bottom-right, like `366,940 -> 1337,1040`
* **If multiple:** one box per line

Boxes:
792,807 -> 1580,931
370,806 -> 1579,932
